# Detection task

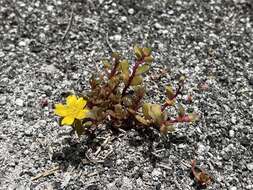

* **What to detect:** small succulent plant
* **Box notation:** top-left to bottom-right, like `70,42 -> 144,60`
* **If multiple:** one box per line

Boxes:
54,45 -> 198,137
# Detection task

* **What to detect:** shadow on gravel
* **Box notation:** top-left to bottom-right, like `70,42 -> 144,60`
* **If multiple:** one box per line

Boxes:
51,124 -> 192,171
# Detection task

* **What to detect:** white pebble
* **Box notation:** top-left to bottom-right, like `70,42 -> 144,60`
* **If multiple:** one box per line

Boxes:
27,92 -> 34,98
229,130 -> 235,138
15,98 -> 24,107
110,34 -> 122,41
0,96 -> 7,105
0,51 -> 5,58
18,41 -> 26,47
154,23 -> 163,29
246,163 -> 253,171
16,110 -> 24,116
128,8 -> 134,15
121,16 -> 127,22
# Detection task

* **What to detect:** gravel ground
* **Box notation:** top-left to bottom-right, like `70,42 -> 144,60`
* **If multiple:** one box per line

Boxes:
0,0 -> 253,189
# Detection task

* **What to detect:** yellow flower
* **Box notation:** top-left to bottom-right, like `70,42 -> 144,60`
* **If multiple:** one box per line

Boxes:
54,95 -> 89,125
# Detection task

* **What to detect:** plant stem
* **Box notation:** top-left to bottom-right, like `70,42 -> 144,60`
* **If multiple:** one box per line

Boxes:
122,59 -> 143,96
109,59 -> 120,79
164,115 -> 191,125
161,85 -> 182,111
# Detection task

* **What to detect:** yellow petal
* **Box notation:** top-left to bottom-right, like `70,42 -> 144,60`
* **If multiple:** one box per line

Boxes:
61,116 -> 75,125
66,95 -> 77,106
76,109 -> 89,119
54,104 -> 68,117
77,97 -> 87,109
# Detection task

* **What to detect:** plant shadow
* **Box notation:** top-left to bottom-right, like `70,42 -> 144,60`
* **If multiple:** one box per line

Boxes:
51,123 -> 190,170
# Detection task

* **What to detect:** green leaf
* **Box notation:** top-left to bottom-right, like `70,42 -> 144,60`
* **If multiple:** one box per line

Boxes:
114,104 -> 123,114
165,99 -> 176,106
102,59 -> 110,69
130,75 -> 143,86
134,45 -> 143,60
144,56 -> 154,63
160,124 -> 175,134
189,113 -> 198,122
134,86 -> 145,97
136,64 -> 150,75
120,60 -> 129,74
178,104 -> 185,117
143,103 -> 151,119
122,97 -> 132,106
112,52 -> 120,60
135,115 -> 150,126
142,47 -> 152,57
149,104 -> 162,123
114,104 -> 127,119
121,73 -> 129,84
179,75 -> 186,83
165,85 -> 174,99
143,103 -> 162,124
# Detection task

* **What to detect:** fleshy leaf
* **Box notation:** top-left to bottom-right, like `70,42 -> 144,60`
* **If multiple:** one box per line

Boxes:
130,75 -> 143,86
160,124 -> 175,134
142,47 -> 152,57
165,85 -> 174,99
189,113 -> 199,122
102,59 -> 110,69
134,45 -> 143,60
143,103 -> 151,119
149,104 -> 162,123
136,64 -> 150,75
120,60 -> 129,75
135,115 -> 150,126
165,99 -> 176,106
112,52 -> 120,60
134,86 -> 145,97
144,56 -> 154,63
178,104 -> 185,117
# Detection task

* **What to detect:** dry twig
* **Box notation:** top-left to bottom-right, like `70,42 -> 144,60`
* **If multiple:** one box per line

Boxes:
31,166 -> 60,181
62,6 -> 74,42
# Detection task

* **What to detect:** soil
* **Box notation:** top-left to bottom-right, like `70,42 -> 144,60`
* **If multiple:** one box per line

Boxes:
0,0 -> 252,189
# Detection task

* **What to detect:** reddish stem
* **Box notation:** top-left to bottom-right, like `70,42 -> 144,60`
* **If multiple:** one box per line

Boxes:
161,85 -> 182,111
164,115 -> 191,125
122,59 -> 143,96
109,59 -> 120,79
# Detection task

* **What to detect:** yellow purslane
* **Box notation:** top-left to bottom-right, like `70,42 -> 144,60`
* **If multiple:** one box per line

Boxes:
54,95 -> 89,125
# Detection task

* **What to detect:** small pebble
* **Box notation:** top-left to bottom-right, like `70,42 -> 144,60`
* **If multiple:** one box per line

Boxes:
128,8 -> 134,15
197,143 -> 206,155
24,150 -> 29,155
246,185 -> 253,190
110,34 -> 122,41
120,16 -> 127,22
151,168 -> 162,180
229,130 -> 235,138
16,110 -> 24,116
27,92 -> 34,98
15,98 -> 24,107
0,51 -> 5,58
246,163 -> 253,171
18,41 -> 27,46
154,23 -> 163,29
231,116 -> 237,124
0,96 -> 7,105
178,144 -> 186,149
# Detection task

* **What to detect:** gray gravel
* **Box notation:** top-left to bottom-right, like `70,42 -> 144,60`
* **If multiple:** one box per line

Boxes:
0,0 -> 253,189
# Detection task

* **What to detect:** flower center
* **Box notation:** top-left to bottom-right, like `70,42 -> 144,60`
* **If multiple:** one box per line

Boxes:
69,106 -> 80,116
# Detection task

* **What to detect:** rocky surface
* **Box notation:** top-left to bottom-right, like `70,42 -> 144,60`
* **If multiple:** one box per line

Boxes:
0,0 -> 252,189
